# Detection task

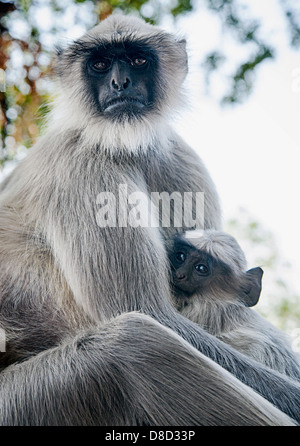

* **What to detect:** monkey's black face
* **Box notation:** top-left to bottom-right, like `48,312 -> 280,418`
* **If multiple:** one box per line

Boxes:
84,41 -> 158,121
168,239 -> 215,296
168,236 -> 263,306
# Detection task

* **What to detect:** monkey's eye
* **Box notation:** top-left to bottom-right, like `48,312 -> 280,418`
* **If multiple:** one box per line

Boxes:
92,59 -> 110,71
176,252 -> 186,263
195,264 -> 209,275
131,57 -> 147,67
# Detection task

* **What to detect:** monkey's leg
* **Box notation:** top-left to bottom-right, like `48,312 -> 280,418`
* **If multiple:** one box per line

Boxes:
153,308 -> 300,425
0,312 -> 294,426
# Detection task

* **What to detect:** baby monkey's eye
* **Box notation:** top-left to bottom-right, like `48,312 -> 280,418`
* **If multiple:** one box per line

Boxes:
176,252 -> 186,263
195,264 -> 209,275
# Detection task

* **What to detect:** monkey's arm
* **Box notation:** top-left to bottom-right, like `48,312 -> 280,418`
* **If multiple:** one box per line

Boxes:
155,308 -> 300,423
141,133 -> 222,235
173,135 -> 222,229
219,311 -> 300,382
0,312 -> 294,426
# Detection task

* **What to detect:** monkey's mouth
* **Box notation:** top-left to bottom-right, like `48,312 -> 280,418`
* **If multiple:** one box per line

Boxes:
172,277 -> 193,297
103,97 -> 147,112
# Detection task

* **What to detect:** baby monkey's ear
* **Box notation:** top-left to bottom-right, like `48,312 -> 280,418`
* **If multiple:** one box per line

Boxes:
240,267 -> 264,307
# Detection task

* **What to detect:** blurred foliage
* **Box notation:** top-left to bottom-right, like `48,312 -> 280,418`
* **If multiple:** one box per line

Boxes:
281,0 -> 300,47
203,0 -> 276,105
226,208 -> 300,333
221,45 -> 274,105
1,0 -> 300,165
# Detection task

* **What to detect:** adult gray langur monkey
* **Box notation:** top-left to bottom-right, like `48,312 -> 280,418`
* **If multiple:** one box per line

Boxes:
0,14 -> 299,426
168,230 -> 300,381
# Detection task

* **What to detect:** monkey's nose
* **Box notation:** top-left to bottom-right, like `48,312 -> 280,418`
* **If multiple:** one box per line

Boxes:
111,77 -> 130,91
175,271 -> 186,280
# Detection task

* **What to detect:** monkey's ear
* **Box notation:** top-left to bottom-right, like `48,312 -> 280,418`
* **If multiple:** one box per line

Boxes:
240,267 -> 264,307
177,38 -> 187,48
176,38 -> 187,55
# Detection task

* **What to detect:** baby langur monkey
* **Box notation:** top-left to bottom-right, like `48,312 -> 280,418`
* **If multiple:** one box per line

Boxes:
167,230 -> 300,381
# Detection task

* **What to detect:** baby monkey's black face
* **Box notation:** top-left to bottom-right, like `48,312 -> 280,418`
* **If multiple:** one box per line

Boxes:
168,235 -> 264,307
168,238 -> 228,297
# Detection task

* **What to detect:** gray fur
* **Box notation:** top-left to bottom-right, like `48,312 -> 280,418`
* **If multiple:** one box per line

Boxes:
0,15 -> 299,426
174,230 -> 300,381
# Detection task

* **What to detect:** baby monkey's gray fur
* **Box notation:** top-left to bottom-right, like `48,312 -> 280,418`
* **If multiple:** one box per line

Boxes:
168,230 -> 300,381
